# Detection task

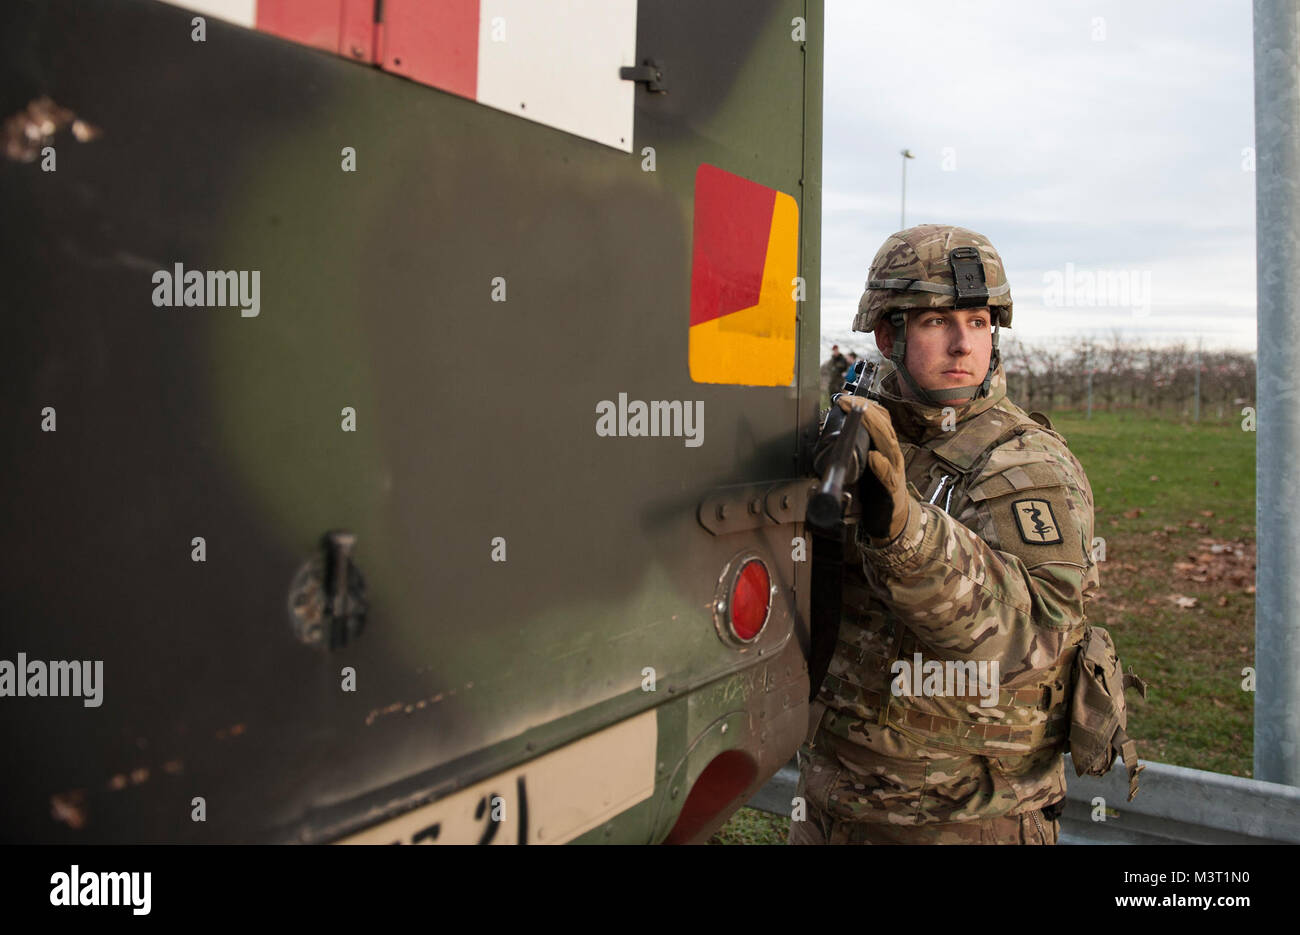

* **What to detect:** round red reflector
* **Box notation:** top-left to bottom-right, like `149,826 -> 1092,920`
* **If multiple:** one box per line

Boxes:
730,560 -> 771,641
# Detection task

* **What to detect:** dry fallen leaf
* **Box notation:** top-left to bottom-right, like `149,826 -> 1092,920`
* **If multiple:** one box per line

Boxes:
1170,594 -> 1198,609
1123,508 -> 1144,519
1172,539 -> 1256,593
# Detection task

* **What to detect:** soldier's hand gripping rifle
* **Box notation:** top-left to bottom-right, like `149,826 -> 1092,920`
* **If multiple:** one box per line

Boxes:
806,360 -> 879,530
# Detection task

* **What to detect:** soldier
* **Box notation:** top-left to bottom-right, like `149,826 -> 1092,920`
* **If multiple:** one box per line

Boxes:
820,345 -> 847,407
792,224 -> 1101,845
828,345 -> 849,390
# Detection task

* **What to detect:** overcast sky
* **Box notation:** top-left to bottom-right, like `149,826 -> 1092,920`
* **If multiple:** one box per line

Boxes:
821,0 -> 1258,357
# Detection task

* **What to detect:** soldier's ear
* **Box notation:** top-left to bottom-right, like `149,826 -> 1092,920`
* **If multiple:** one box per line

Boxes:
874,327 -> 892,358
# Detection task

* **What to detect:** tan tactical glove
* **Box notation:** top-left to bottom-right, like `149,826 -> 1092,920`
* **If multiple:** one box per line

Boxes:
836,396 -> 910,543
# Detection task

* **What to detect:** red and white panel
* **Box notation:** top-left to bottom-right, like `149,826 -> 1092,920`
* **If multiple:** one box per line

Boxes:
161,0 -> 256,28
475,0 -> 637,152
156,0 -> 639,152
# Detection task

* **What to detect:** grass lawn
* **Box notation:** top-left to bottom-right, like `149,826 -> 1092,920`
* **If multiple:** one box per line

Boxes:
711,407 -> 1258,844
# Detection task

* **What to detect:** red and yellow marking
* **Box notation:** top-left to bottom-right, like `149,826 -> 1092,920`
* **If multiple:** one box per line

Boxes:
689,165 -> 799,386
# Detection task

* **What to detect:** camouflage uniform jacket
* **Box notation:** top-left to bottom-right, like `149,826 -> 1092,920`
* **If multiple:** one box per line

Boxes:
807,361 -> 1099,825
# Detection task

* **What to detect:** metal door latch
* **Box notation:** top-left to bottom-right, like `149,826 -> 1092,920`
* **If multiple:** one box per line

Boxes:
620,59 -> 668,92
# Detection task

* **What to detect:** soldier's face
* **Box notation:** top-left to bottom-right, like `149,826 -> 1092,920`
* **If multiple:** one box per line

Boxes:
875,308 -> 993,403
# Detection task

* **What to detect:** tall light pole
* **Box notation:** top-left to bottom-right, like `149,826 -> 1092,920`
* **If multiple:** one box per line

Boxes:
900,149 -> 915,229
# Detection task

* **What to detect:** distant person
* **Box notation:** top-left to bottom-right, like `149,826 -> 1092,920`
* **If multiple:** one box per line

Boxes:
821,344 -> 847,405
827,345 -> 849,394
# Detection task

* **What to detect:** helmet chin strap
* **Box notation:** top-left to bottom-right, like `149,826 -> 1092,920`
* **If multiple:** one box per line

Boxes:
887,311 -> 1000,405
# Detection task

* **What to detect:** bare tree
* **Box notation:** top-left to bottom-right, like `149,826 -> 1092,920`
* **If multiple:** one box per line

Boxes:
986,333 -> 1254,420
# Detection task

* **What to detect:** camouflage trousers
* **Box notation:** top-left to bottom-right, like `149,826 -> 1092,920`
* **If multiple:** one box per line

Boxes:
786,801 -> 1059,845
787,733 -> 1061,845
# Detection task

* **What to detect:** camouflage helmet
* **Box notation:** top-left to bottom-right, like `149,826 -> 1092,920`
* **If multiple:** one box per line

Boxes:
853,224 -> 1013,333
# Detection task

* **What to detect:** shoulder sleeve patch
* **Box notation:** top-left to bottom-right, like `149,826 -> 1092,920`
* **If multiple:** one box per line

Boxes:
1011,497 -> 1063,545
985,486 -> 1088,567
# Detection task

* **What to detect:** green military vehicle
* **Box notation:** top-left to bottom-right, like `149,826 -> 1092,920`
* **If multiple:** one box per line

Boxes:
0,0 -> 823,843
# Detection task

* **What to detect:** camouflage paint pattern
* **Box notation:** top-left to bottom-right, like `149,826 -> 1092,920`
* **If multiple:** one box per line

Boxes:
0,0 -> 825,844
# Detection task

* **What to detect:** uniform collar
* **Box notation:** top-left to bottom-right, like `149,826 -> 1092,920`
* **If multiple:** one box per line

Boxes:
875,360 -> 1009,445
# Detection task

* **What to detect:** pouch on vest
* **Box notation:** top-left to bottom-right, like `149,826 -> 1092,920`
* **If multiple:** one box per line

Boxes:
1068,625 -> 1147,801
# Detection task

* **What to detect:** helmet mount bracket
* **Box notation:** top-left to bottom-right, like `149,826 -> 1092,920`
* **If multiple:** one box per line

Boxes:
948,246 -> 990,308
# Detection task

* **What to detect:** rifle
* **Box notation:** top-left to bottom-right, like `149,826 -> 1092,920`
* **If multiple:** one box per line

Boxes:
804,359 -> 879,701
806,360 -> 880,530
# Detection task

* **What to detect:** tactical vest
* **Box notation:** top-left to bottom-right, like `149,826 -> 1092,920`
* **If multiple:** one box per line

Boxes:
819,401 -> 1080,759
